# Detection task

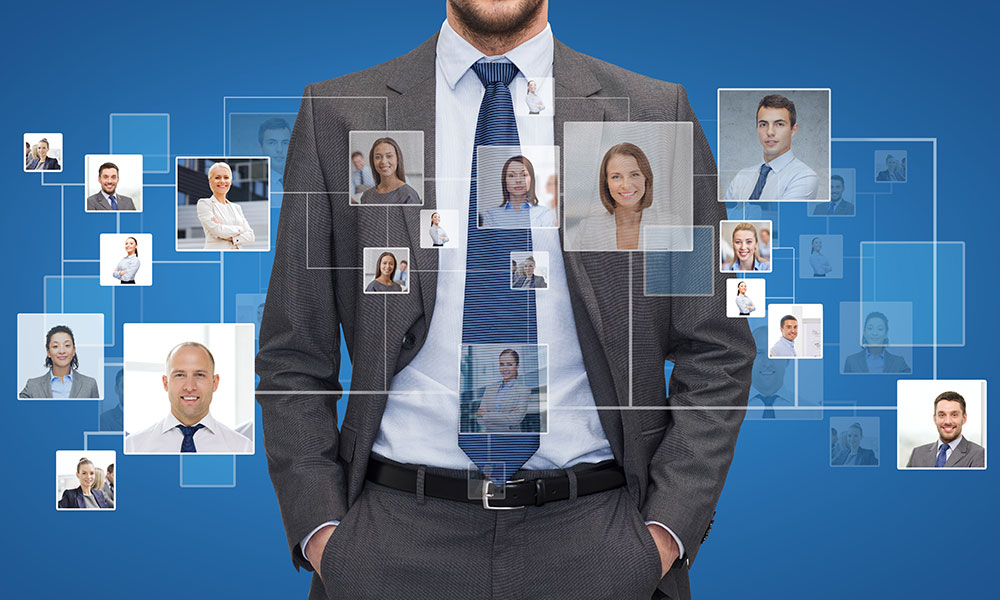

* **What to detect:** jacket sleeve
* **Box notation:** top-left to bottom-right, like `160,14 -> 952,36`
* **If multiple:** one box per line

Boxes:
231,204 -> 256,246
640,85 -> 755,565
255,83 -> 348,571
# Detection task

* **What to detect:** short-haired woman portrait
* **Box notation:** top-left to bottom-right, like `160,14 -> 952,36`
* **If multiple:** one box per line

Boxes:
573,143 -> 655,250
20,325 -> 100,398
359,137 -> 421,205
197,162 -> 256,250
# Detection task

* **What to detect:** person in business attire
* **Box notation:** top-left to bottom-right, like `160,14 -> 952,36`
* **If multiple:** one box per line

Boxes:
92,467 -> 115,508
722,222 -> 770,271
572,142 -> 656,250
358,137 -> 422,204
349,151 -> 375,203
259,118 -> 291,198
734,281 -> 755,316
102,463 -> 115,503
428,211 -> 450,246
25,137 -> 60,171
906,391 -> 985,468
724,94 -> 818,201
365,251 -> 404,292
125,342 -> 253,453
808,237 -> 832,277
20,325 -> 100,399
757,226 -> 771,260
475,349 -> 533,432
747,326 -> 791,419
86,162 -> 137,210
525,79 -> 544,113
831,422 -> 878,466
876,153 -> 905,182
843,311 -> 911,374
58,458 -> 111,509
111,236 -> 141,284
196,161 -> 256,250
770,315 -> 798,358
100,368 -> 124,431
482,154 -> 556,228
812,174 -> 855,215
512,255 -> 547,289
394,260 -> 410,291
25,141 -> 32,168
257,3 -> 754,598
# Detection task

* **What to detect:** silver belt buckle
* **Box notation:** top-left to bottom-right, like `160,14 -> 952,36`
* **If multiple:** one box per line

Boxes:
481,479 -> 526,510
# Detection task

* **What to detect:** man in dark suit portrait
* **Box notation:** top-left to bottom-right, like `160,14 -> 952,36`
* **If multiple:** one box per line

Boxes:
906,391 -> 985,468
812,174 -> 855,215
256,1 -> 754,598
86,162 -> 136,211
831,422 -> 878,466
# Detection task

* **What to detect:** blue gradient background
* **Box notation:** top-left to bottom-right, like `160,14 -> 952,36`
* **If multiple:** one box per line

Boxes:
3,1 -> 996,598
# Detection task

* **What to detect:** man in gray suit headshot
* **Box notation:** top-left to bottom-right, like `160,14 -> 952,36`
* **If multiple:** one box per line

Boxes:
906,391 -> 986,468
256,1 -> 754,598
85,162 -> 136,211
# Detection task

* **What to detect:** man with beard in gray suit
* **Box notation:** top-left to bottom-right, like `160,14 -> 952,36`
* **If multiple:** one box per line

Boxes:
906,391 -> 985,468
256,2 -> 754,598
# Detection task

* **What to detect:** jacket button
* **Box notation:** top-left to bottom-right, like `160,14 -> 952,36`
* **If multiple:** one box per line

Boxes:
401,333 -> 416,350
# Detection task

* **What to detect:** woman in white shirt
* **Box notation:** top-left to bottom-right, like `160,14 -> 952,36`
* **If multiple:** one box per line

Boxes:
112,236 -> 140,284
573,143 -> 654,250
197,162 -> 256,250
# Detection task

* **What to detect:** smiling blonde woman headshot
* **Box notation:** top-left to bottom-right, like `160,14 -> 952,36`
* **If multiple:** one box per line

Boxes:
723,222 -> 770,272
58,458 -> 111,509
20,325 -> 99,398
197,162 -> 256,250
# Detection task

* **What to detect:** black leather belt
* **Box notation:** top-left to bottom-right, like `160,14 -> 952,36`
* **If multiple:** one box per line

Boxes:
366,458 -> 626,510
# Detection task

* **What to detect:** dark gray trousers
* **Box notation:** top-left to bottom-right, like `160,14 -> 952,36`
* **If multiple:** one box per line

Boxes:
309,463 -> 688,600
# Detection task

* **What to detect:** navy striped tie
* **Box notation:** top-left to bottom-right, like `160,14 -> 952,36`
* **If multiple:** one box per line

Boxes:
458,61 -> 539,480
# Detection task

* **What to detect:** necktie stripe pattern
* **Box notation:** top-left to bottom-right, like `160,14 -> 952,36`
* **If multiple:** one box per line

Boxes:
935,443 -> 949,468
178,424 -> 204,453
459,60 -> 539,479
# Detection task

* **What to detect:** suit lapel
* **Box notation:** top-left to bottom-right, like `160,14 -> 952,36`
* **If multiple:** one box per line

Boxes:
945,438 -> 968,467
69,371 -> 82,398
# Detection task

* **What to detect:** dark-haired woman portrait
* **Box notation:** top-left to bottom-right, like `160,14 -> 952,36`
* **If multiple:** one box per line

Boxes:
365,251 -> 404,292
358,137 -> 421,205
112,236 -> 141,284
19,325 -> 100,398
843,312 -> 912,374
482,155 -> 555,228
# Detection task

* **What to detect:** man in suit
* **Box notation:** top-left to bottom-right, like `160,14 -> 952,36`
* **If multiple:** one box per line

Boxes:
259,117 -> 291,197
257,2 -> 754,598
831,422 -> 878,466
906,391 -> 986,468
812,174 -> 855,215
86,162 -> 137,210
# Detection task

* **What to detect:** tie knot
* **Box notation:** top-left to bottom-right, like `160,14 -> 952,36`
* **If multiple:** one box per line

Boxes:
940,443 -> 950,451
759,163 -> 772,176
177,424 -> 204,436
471,61 -> 519,87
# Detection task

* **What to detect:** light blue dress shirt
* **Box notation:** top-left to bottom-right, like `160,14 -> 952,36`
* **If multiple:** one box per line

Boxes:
735,294 -> 755,314
937,436 -> 962,464
864,349 -> 886,373
809,252 -> 831,277
770,337 -> 796,357
113,255 -> 140,282
722,257 -> 769,272
50,370 -> 73,398
724,150 -> 818,201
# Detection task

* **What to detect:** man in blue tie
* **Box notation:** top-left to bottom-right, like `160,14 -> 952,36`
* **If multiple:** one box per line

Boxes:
723,94 -> 819,202
906,391 -> 986,468
85,162 -> 137,211
257,1 -> 755,598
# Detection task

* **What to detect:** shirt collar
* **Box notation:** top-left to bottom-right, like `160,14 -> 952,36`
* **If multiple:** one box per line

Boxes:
50,369 -> 73,383
101,190 -> 115,201
763,150 -> 796,173
436,19 -> 553,90
779,337 -> 795,348
938,436 -> 962,451
161,411 -> 220,435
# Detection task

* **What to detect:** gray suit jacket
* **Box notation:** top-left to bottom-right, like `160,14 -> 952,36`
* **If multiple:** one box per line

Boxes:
906,437 -> 986,468
86,192 -> 136,211
19,370 -> 100,398
256,34 -> 754,599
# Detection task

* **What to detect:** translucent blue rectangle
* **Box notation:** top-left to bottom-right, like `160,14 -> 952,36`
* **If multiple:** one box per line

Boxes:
179,455 -> 235,487
644,226 -> 714,296
44,277 -> 113,341
861,242 -> 964,346
110,114 -> 170,172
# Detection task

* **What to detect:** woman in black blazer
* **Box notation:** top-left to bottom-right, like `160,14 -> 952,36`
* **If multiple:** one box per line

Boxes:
58,458 -> 111,509
843,311 -> 911,373
25,138 -> 61,171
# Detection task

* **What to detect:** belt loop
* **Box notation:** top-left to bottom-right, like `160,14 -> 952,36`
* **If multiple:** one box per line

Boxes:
415,465 -> 427,505
566,468 -> 579,502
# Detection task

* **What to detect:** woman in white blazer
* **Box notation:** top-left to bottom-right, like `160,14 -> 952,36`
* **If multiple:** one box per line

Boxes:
197,162 -> 256,250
